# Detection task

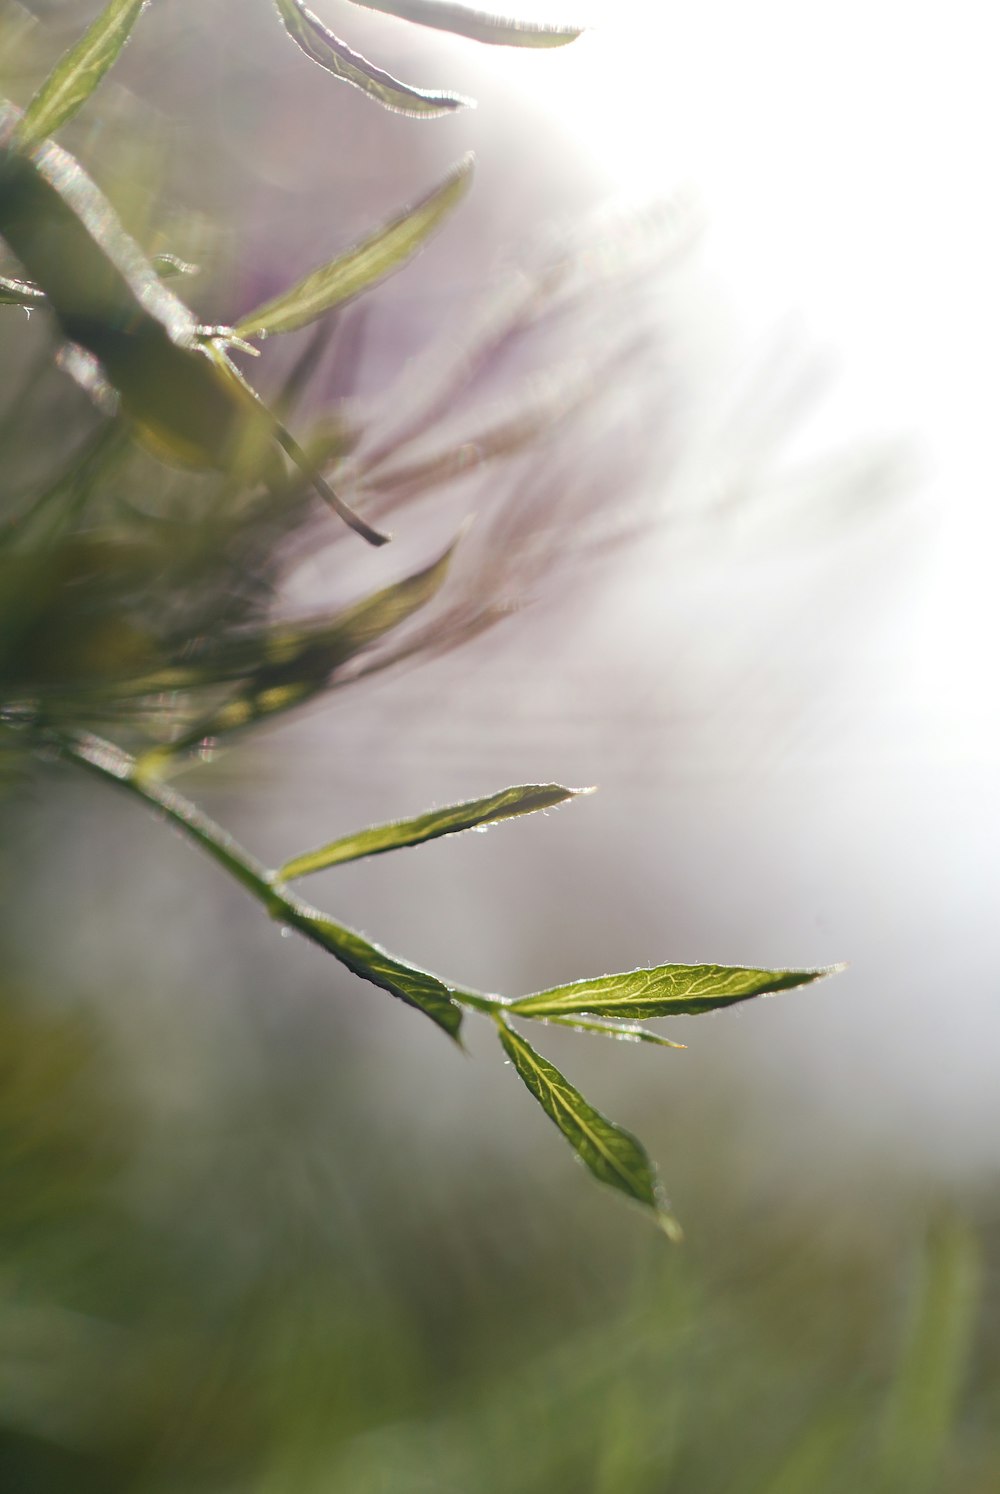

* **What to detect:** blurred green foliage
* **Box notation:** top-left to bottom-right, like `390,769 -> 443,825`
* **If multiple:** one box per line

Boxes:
1,981 -> 998,1492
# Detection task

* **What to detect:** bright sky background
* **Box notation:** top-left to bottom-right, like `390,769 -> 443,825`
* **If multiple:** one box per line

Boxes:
473,0 -> 999,764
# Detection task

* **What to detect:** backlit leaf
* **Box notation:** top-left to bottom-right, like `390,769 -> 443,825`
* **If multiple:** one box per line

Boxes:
1,254 -> 194,309
349,0 -> 583,47
509,963 -> 837,1021
275,0 -> 469,116
235,155 -> 474,340
280,781 -> 582,880
292,908 -> 464,1040
18,0 -> 151,146
531,1015 -> 686,1049
497,1018 -> 679,1235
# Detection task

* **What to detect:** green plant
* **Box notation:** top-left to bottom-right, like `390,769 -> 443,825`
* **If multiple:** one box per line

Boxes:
0,0 -> 839,1238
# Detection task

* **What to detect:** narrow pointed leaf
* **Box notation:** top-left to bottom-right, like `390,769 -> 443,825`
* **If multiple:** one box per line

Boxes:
275,0 -> 469,116
291,909 -> 463,1040
18,0 -> 151,146
235,156 -> 474,340
348,0 -> 583,47
0,101 -> 199,350
280,781 -> 582,881
497,1019 -> 678,1234
531,1015 -> 686,1049
509,963 -> 837,1022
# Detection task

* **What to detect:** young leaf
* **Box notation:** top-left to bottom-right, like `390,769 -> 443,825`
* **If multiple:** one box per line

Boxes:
508,963 -> 837,1022
0,272 -> 45,307
497,1018 -> 679,1236
17,0 -> 151,146
1,255 -> 194,309
234,156 -> 474,340
291,909 -> 464,1041
532,1015 -> 686,1049
348,0 -> 584,48
279,782 -> 583,881
274,0 -> 470,116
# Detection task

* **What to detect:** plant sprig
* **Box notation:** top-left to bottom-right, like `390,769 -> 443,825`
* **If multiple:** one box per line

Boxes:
0,0 -> 843,1238
53,730 -> 834,1233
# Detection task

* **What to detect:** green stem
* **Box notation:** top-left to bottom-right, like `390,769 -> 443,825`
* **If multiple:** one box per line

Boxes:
58,729 -> 508,1018
62,730 -> 282,909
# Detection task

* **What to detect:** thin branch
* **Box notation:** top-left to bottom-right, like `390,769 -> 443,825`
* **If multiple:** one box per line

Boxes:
58,730 -> 505,1025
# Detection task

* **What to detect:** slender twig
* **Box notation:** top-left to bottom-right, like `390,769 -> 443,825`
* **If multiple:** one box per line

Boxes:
57,729 -> 504,1017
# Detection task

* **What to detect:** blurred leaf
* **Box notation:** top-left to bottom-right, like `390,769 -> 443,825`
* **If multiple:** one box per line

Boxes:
280,782 -> 581,881
17,0 -> 151,146
496,1018 -> 679,1236
235,155 -> 474,340
509,963 -> 835,1021
135,538 -> 457,766
275,0 -> 469,116
348,0 -> 583,47
292,909 -> 464,1040
879,1214 -> 982,1494
1,254 -> 193,309
753,1402 -> 862,1494
0,272 -> 45,307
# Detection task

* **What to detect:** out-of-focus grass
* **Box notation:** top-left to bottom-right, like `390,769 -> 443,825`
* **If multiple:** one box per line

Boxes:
1,974 -> 998,1493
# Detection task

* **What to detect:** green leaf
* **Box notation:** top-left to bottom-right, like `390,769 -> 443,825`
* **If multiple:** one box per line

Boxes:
291,908 -> 464,1041
530,1015 -> 687,1049
348,0 -> 583,47
361,373 -> 590,499
275,0 -> 470,116
62,733 -> 466,1041
0,110 -> 385,545
508,963 -> 837,1022
234,156 -> 474,341
279,781 -> 583,881
150,253 -> 199,280
496,1018 -> 679,1236
17,0 -> 151,146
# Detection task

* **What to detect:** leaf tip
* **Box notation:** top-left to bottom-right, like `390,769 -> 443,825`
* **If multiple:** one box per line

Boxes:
658,1210 -> 684,1244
